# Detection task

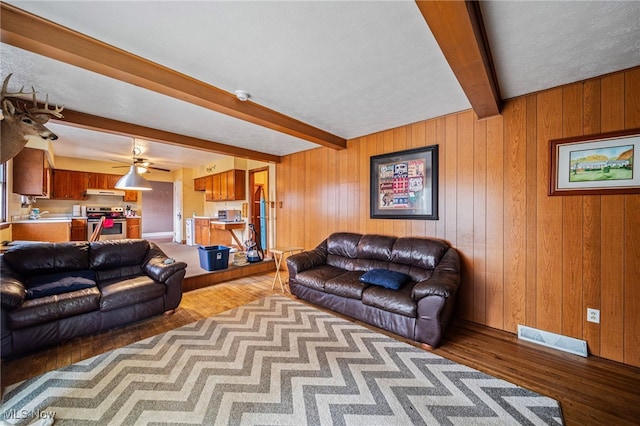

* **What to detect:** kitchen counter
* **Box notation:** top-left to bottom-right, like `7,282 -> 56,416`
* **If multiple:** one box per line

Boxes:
211,221 -> 245,227
193,217 -> 246,247
192,216 -> 245,225
11,216 -> 88,224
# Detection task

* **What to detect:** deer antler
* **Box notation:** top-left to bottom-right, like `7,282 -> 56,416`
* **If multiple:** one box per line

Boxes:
29,89 -> 64,118
1,74 -> 64,118
1,73 -> 35,102
1,73 -> 65,164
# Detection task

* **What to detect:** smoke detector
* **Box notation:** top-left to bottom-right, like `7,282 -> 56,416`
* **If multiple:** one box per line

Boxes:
234,90 -> 251,101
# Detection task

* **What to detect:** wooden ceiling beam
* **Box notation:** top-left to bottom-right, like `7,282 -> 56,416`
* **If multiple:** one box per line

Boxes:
0,3 -> 346,151
416,0 -> 502,119
55,109 -> 282,163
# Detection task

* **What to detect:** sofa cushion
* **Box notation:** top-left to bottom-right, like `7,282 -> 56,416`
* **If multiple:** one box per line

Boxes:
356,234 -> 396,261
361,284 -> 417,317
7,287 -> 101,330
3,242 -> 90,276
294,265 -> 346,292
90,240 -> 150,270
325,271 -> 367,299
359,268 -> 409,290
95,266 -> 145,283
98,275 -> 166,312
327,233 -> 362,258
391,237 -> 449,270
27,270 -> 96,299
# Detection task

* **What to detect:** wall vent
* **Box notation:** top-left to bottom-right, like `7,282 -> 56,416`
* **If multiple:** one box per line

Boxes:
517,325 -> 588,357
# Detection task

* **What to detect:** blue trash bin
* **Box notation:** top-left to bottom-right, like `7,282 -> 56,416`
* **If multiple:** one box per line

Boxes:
198,245 -> 230,271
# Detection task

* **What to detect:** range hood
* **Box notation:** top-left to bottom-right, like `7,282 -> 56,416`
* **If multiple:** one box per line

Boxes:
85,188 -> 126,197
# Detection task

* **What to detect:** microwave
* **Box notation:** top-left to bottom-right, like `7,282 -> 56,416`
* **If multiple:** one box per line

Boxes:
217,209 -> 242,222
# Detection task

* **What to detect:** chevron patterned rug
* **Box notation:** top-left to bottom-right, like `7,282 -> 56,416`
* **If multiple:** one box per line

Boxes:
1,296 -> 562,425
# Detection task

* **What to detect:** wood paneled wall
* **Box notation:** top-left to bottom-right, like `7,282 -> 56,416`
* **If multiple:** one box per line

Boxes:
276,67 -> 640,368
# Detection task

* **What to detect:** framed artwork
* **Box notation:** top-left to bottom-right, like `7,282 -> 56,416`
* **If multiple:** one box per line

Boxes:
370,145 -> 438,220
549,129 -> 640,196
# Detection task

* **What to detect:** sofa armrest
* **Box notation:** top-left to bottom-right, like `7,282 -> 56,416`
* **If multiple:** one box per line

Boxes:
412,247 -> 461,300
1,278 -> 26,310
286,241 -> 328,280
144,259 -> 188,283
1,259 -> 27,310
143,243 -> 188,284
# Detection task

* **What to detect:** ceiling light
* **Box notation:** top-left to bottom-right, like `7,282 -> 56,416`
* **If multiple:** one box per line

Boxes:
115,166 -> 153,191
234,90 -> 251,101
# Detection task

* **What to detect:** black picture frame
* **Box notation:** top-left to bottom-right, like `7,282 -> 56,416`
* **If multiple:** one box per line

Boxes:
370,145 -> 438,220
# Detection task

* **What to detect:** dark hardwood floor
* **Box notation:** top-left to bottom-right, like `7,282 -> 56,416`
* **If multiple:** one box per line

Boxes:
2,273 -> 639,425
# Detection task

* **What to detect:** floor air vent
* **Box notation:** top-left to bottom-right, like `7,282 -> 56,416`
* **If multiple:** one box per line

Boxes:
517,325 -> 588,357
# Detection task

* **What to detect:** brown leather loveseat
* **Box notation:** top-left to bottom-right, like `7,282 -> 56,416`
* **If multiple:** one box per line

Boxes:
286,233 -> 461,348
1,239 -> 187,358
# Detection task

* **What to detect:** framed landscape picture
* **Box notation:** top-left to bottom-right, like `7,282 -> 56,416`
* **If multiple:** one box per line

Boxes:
549,129 -> 640,196
370,145 -> 438,220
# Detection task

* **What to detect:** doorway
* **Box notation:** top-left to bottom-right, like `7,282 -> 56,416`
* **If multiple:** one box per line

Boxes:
141,181 -> 174,241
249,167 -> 269,256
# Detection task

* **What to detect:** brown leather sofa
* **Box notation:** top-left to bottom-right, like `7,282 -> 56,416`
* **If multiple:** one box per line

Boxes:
286,233 -> 461,348
0,239 -> 187,358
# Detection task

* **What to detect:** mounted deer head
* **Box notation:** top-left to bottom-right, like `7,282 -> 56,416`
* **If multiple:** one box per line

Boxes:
1,74 -> 64,164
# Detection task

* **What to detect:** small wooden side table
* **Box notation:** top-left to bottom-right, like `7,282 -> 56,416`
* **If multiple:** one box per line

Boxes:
270,246 -> 304,292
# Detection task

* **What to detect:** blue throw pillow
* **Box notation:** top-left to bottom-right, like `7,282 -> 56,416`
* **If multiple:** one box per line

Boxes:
359,269 -> 410,290
27,270 -> 96,299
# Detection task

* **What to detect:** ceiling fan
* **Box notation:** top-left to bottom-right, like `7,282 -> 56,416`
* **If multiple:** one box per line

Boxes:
111,140 -> 170,173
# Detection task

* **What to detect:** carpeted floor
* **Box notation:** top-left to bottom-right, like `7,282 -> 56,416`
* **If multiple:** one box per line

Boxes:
1,296 -> 563,425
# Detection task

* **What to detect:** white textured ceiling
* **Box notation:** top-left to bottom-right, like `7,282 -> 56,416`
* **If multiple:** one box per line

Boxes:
2,1 -> 639,171
480,1 -> 640,99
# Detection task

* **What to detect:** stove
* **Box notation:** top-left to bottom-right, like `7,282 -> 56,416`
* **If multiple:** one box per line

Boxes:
86,206 -> 127,240
86,206 -> 125,219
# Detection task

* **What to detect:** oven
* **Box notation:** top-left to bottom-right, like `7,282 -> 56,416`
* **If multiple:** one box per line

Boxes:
86,206 -> 127,240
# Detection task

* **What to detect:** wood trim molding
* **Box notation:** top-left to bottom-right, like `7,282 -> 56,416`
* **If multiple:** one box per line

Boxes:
415,0 -> 502,119
53,110 -> 281,163
0,3 -> 347,151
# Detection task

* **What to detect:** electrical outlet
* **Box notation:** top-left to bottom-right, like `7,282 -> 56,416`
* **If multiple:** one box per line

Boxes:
587,308 -> 600,324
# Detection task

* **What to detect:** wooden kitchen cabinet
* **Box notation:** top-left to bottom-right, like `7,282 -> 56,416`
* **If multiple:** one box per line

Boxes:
194,176 -> 207,191
195,219 -> 210,245
207,174 -> 221,201
87,173 -> 102,189
126,217 -> 141,239
209,228 -> 232,246
123,190 -> 138,202
70,219 -> 88,241
51,169 -> 88,200
193,219 -> 245,247
87,172 -> 137,201
225,169 -> 246,201
88,172 -> 117,190
12,148 -> 50,197
219,171 -> 229,200
106,174 -> 121,189
204,170 -> 246,202
12,222 -> 70,242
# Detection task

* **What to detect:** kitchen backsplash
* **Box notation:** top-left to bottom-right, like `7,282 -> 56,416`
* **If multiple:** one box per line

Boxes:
203,200 -> 244,218
22,196 -> 141,216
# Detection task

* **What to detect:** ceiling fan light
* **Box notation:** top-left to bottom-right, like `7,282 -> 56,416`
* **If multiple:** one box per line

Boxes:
115,165 -> 153,191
